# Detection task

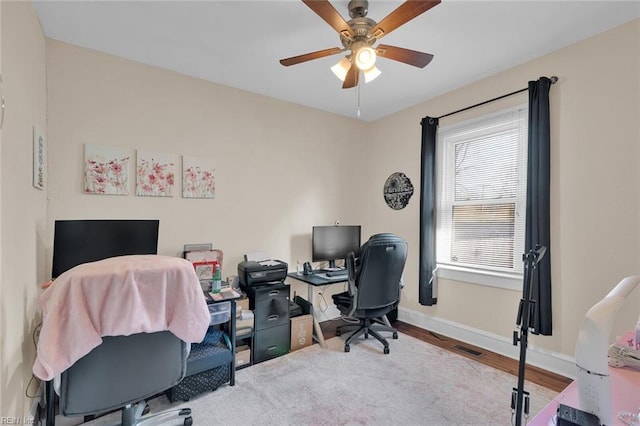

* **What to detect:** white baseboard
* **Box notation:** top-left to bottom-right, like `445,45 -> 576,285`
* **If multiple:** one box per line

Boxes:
398,307 -> 577,380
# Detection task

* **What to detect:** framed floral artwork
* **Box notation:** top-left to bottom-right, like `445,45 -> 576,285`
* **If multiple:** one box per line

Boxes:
84,144 -> 130,195
33,126 -> 46,190
193,261 -> 216,280
136,151 -> 175,197
182,156 -> 215,199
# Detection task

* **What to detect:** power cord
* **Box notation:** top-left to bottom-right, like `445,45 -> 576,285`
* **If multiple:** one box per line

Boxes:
316,285 -> 334,314
340,315 -> 360,324
33,321 -> 41,347
26,322 -> 43,399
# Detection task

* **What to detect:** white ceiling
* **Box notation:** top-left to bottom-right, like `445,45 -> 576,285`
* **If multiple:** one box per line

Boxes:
33,0 -> 640,122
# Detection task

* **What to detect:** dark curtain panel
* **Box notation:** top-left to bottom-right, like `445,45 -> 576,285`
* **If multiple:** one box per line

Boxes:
525,77 -> 553,335
419,116 -> 438,305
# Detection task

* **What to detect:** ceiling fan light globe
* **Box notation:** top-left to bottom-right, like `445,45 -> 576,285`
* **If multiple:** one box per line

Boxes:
363,65 -> 381,83
355,46 -> 376,70
331,57 -> 351,82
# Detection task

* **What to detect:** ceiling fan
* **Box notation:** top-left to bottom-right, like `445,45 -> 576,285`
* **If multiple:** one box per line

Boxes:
280,0 -> 441,89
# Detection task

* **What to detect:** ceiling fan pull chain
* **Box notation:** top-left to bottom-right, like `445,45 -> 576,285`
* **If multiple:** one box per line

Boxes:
357,82 -> 361,118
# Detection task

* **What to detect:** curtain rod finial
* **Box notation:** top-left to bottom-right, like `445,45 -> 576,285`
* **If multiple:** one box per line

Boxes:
550,76 -> 558,84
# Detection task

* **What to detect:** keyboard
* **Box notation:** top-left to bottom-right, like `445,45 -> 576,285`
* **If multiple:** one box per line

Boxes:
326,270 -> 347,278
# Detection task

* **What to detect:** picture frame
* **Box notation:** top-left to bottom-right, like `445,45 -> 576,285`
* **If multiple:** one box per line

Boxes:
33,126 -> 46,190
84,144 -> 130,195
184,243 -> 213,252
193,261 -> 217,281
182,156 -> 215,199
184,249 -> 224,268
136,150 -> 176,197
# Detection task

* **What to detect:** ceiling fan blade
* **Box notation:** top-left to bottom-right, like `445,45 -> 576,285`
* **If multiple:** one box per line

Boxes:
280,47 -> 342,66
342,63 -> 359,89
376,44 -> 434,68
302,0 -> 354,37
370,0 -> 441,39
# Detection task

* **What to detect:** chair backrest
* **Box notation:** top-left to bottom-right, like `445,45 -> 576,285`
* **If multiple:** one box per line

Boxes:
352,233 -> 408,311
60,331 -> 188,416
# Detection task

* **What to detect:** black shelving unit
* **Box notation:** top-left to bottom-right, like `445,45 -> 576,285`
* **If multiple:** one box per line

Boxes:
234,305 -> 253,369
166,297 -> 237,402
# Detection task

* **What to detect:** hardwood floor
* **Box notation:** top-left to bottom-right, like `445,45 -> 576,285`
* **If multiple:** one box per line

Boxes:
320,319 -> 573,393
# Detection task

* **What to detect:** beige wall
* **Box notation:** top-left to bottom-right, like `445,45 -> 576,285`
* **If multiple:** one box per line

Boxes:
45,40 -> 369,320
368,19 -> 640,366
0,0 -> 4,413
0,1 -> 48,418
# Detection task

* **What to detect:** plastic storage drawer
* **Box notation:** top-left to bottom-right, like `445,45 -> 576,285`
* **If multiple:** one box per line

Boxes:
208,301 -> 231,325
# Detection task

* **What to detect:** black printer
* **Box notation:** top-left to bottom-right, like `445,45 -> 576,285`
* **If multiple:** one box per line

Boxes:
238,259 -> 288,288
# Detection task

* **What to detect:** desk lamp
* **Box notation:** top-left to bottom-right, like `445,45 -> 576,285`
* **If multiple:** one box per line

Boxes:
575,275 -> 640,425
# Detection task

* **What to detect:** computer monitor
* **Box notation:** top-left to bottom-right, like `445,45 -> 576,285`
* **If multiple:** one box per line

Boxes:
51,219 -> 159,278
312,225 -> 361,269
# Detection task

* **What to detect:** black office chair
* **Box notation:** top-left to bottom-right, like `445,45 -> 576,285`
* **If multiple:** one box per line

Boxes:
59,331 -> 194,426
332,233 -> 408,354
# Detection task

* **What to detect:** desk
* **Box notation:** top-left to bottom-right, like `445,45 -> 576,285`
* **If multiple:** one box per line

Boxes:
529,333 -> 640,426
287,271 -> 347,348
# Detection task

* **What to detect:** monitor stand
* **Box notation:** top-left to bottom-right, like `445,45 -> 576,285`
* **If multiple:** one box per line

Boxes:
324,260 -> 345,272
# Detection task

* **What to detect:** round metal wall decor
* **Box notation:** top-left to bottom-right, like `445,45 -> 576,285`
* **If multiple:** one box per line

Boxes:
383,172 -> 414,210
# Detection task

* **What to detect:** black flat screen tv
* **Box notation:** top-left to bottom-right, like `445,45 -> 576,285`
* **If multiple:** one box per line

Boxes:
312,225 -> 361,269
51,219 -> 159,278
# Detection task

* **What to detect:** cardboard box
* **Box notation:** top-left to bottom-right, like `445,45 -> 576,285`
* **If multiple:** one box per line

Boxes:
290,314 -> 313,351
235,345 -> 251,368
237,294 -> 249,311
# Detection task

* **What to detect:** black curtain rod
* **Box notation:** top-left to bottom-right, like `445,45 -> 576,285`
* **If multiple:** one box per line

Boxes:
435,76 -> 558,120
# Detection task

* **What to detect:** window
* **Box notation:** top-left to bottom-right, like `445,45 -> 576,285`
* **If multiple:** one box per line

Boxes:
436,105 -> 528,289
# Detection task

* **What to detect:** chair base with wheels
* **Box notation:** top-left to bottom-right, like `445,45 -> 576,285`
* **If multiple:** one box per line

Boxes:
335,315 -> 399,354
80,400 -> 193,426
119,402 -> 192,426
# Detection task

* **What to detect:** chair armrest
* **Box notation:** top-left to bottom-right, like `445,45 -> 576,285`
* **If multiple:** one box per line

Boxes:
346,252 -> 358,317
346,252 -> 357,297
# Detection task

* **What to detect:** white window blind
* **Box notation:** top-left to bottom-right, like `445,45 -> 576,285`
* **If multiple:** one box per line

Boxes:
437,105 -> 528,279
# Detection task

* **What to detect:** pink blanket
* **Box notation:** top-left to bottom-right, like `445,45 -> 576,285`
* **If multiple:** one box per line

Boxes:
33,255 -> 211,381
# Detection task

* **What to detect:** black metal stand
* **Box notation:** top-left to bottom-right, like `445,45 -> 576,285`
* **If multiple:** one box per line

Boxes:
45,380 -> 54,426
511,245 -> 547,426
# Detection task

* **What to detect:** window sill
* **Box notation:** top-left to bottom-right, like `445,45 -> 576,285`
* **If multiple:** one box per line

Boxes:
436,264 -> 522,291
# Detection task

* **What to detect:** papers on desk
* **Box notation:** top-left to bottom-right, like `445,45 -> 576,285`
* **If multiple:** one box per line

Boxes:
317,272 -> 348,280
244,250 -> 268,262
240,310 -> 254,320
258,260 -> 281,267
209,287 -> 240,301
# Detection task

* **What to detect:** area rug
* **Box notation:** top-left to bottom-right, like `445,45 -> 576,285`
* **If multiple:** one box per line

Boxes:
88,333 -> 558,425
